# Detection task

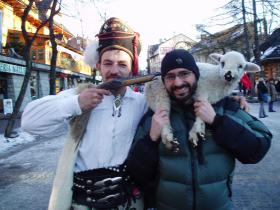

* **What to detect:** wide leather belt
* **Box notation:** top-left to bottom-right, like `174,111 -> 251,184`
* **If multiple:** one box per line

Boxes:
72,166 -> 132,209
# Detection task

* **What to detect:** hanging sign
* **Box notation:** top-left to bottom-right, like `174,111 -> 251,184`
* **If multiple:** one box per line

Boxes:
0,63 -> 26,75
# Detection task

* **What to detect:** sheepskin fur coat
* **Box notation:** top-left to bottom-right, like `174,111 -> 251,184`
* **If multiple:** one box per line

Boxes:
48,84 -> 93,210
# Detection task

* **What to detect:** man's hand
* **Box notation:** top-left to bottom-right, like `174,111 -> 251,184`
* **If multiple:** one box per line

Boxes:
232,96 -> 250,112
78,88 -> 110,112
150,109 -> 170,141
194,100 -> 216,124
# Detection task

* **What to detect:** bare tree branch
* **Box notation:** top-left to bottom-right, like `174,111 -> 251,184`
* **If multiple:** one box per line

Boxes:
49,0 -> 61,95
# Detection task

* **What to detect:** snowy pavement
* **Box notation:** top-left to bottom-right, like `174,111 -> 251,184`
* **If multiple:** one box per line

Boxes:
0,135 -> 65,210
0,130 -> 35,155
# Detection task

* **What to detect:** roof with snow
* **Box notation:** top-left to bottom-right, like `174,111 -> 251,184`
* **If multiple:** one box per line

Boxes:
260,28 -> 280,52
260,45 -> 280,62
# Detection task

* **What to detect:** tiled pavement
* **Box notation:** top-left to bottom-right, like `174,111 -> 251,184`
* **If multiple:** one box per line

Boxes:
232,101 -> 280,209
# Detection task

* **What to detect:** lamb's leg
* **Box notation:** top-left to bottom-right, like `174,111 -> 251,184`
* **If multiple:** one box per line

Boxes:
189,117 -> 206,146
161,123 -> 179,152
145,78 -> 179,152
196,116 -> 206,139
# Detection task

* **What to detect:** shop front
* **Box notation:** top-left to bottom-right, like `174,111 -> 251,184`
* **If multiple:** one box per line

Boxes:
0,73 -> 7,113
0,61 -> 26,114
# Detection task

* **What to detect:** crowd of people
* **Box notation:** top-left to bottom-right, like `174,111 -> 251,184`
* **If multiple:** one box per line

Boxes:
21,17 -> 273,210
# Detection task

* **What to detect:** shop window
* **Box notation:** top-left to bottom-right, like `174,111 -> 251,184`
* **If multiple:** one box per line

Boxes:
7,37 -> 25,57
55,78 -> 60,93
0,75 -> 8,113
30,73 -> 37,100
10,34 -> 20,43
38,49 -> 45,60
31,50 -> 37,60
48,51 -> 52,62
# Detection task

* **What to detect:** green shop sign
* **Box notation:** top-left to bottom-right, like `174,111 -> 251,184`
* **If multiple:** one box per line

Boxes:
0,63 -> 26,75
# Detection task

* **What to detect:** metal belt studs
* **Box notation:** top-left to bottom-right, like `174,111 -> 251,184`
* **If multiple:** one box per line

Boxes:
94,176 -> 122,187
94,184 -> 119,194
73,165 -> 133,208
112,94 -> 122,117
97,193 -> 121,202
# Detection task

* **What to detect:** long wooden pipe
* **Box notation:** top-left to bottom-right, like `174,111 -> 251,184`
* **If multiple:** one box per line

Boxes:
97,72 -> 161,91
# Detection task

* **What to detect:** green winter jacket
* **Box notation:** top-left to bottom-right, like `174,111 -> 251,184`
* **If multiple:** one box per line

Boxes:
156,103 -> 234,210
126,97 -> 272,210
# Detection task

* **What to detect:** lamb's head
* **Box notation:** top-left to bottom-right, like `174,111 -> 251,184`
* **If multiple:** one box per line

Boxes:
209,51 -> 260,84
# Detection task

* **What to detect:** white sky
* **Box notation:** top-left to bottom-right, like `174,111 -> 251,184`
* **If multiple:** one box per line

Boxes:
60,0 -> 230,68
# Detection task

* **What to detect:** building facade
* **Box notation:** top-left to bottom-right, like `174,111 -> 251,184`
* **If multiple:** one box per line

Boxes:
0,0 -> 93,115
147,34 -> 196,73
259,28 -> 280,79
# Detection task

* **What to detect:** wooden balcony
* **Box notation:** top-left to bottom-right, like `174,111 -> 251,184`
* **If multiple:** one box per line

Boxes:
4,0 -> 73,39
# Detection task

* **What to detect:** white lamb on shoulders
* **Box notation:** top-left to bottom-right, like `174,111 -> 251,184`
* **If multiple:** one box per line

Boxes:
145,51 -> 260,151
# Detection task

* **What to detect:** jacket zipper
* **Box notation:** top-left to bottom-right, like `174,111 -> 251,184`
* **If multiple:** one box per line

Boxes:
189,144 -> 197,210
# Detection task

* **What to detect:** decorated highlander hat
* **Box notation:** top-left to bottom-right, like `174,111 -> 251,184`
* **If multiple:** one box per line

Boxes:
84,17 -> 141,76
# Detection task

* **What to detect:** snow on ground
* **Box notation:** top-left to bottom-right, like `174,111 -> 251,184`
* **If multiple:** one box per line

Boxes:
0,129 -> 36,154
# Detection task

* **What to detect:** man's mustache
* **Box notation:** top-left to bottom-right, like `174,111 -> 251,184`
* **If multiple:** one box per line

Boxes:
107,75 -> 122,80
171,83 -> 191,92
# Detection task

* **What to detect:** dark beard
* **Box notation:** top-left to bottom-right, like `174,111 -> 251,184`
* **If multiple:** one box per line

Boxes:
168,81 -> 197,105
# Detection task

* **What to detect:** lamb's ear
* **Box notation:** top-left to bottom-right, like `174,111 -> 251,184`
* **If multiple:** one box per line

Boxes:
245,62 -> 261,73
209,53 -> 223,64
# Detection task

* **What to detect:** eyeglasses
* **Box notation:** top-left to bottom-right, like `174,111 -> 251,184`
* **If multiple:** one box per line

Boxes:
164,71 -> 193,82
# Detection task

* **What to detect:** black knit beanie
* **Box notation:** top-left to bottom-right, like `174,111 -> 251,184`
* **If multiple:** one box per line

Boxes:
161,49 -> 200,80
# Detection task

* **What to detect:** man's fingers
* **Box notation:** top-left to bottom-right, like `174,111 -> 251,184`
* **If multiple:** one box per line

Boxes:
89,87 -> 110,96
78,87 -> 110,111
92,92 -> 104,100
156,108 -> 168,113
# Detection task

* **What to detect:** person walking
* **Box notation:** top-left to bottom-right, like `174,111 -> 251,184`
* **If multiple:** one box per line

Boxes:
275,77 -> 280,98
257,78 -> 269,118
126,49 -> 272,210
22,17 -> 146,210
267,78 -> 278,112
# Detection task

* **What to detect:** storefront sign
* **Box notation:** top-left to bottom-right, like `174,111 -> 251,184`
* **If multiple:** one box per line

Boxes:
0,63 -> 26,75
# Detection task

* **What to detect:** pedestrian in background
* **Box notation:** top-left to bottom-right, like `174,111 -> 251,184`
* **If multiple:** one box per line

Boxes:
126,49 -> 272,210
267,78 -> 277,112
22,17 -> 146,210
257,78 -> 269,118
275,77 -> 280,99
240,73 -> 252,96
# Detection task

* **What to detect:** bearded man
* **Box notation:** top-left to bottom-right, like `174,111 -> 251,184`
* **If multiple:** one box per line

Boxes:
126,49 -> 272,210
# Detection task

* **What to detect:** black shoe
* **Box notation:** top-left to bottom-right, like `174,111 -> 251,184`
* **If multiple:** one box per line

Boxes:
269,110 -> 276,112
